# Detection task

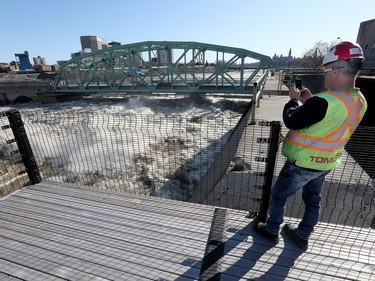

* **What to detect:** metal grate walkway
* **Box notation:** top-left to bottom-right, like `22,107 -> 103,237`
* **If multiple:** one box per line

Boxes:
0,182 -> 374,280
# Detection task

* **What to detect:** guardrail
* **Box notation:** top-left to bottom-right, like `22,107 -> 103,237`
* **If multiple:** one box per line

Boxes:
8,105 -> 279,217
1,108 -> 374,229
249,70 -> 268,124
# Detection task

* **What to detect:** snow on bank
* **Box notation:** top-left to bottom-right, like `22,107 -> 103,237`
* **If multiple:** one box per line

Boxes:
1,95 -> 250,200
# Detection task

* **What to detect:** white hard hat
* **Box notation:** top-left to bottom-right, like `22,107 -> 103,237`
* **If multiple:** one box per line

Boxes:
319,41 -> 364,70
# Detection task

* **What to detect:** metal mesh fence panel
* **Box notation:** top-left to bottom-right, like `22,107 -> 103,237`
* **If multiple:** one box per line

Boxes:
21,111 -> 243,201
17,108 -> 281,215
278,126 -> 375,229
3,108 -> 375,228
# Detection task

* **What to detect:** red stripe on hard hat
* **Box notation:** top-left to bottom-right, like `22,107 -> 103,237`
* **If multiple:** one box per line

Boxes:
319,41 -> 364,69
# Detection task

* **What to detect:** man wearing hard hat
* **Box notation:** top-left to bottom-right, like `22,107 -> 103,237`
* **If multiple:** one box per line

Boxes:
253,41 -> 368,251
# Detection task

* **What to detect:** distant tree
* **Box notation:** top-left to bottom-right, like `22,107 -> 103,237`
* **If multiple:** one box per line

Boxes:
293,40 -> 336,69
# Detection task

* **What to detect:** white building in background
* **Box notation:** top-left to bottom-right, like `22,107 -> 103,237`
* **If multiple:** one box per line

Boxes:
157,48 -> 173,66
33,56 -> 46,65
80,36 -> 108,51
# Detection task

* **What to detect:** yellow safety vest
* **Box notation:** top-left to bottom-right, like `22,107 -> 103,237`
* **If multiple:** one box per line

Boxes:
282,88 -> 367,171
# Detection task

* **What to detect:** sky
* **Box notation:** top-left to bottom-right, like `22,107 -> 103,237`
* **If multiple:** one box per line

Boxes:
1,0 -> 374,65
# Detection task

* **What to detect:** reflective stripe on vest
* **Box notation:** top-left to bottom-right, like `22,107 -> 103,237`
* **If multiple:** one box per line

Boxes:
285,90 -> 366,152
325,89 -> 365,139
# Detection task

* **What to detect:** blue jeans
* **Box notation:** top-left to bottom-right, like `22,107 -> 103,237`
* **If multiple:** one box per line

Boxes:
265,160 -> 331,240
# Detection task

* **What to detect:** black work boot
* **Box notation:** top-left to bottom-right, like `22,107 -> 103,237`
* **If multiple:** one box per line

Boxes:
252,222 -> 280,244
283,223 -> 308,251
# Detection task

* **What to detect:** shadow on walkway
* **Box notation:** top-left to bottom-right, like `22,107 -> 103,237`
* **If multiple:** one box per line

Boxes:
222,221 -> 304,280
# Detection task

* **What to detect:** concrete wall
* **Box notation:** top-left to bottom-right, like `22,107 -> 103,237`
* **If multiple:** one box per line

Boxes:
357,19 -> 375,69
0,80 -> 51,104
357,19 -> 375,59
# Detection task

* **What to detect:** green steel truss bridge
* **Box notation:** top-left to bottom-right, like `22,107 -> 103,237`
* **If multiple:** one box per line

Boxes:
53,41 -> 274,96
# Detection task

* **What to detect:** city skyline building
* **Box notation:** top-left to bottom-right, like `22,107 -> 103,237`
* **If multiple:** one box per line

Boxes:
80,36 -> 108,51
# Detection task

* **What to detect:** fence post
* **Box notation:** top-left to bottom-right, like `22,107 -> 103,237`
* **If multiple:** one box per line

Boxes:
249,82 -> 259,125
257,121 -> 281,222
6,110 -> 41,185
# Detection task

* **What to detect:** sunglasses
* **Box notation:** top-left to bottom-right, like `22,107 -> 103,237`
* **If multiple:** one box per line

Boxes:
323,66 -> 346,73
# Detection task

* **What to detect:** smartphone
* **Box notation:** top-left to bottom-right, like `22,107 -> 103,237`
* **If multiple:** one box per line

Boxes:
295,78 -> 302,90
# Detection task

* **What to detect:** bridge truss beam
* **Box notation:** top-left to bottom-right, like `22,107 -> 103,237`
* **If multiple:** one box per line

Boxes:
52,41 -> 274,95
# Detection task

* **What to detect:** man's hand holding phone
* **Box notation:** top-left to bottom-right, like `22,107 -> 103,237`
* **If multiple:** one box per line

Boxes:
289,78 -> 313,103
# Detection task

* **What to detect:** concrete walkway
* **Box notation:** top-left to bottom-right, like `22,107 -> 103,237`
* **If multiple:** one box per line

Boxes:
256,76 -> 290,122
